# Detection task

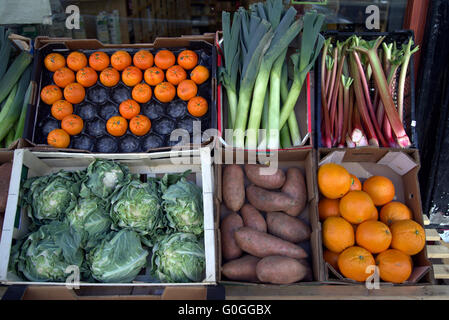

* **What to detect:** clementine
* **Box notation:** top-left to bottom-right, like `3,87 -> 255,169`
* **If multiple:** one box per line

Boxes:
47,129 -> 70,148
318,163 -> 351,199
322,216 -> 355,253
339,191 -> 375,224
41,85 -> 63,105
338,246 -> 375,282
133,50 -> 154,70
53,67 -> 75,88
356,220 -> 392,254
363,176 -> 395,206
380,201 -> 412,226
376,249 -> 413,284
318,198 -> 340,221
66,51 -> 87,71
76,67 -> 98,87
64,83 -> 85,104
154,50 -> 176,70
144,67 -> 165,86
89,51 -> 110,71
111,50 -> 132,71
390,219 -> 425,255
44,53 -> 66,72
190,65 -> 210,85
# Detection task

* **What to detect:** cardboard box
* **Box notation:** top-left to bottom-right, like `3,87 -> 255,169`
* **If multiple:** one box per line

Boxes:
216,147 -> 325,285
20,285 -> 207,300
318,147 -> 434,285
0,147 -> 217,287
25,35 -> 218,154
215,31 -> 315,151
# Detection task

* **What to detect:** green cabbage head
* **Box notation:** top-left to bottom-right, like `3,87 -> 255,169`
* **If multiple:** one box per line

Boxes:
88,230 -> 148,283
151,232 -> 205,283
162,178 -> 203,235
22,171 -> 81,223
66,196 -> 112,249
80,159 -> 130,199
110,179 -> 164,243
15,221 -> 84,282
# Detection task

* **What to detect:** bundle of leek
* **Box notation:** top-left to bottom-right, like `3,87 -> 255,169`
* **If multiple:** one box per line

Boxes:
219,0 -> 324,150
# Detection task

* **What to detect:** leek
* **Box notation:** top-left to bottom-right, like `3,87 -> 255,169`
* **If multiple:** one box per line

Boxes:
279,11 -> 325,129
220,11 -> 241,129
280,62 -> 301,147
244,6 -> 302,148
233,10 -> 273,148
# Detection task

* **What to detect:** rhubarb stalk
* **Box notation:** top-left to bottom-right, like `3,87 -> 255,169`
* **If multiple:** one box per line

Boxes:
398,38 -> 419,123
354,36 -> 411,148
339,75 -> 353,147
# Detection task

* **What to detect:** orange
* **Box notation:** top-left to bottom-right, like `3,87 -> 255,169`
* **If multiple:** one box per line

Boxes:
44,53 -> 66,72
190,65 -> 210,85
322,216 -> 355,253
318,163 -> 351,199
154,82 -> 176,103
119,99 -> 141,120
187,96 -> 208,117
177,79 -> 197,101
132,83 -> 152,103
41,85 -> 63,105
129,115 -> 151,136
53,67 -> 75,88
390,219 -> 425,255
133,50 -> 154,70
89,51 -> 110,71
376,249 -> 413,284
100,67 -> 120,87
122,66 -> 143,87
106,116 -> 128,137
166,65 -> 187,85
111,50 -> 132,71
66,52 -> 87,71
369,206 -> 379,221
339,191 -> 375,224
76,67 -> 98,87
363,176 -> 395,206
323,249 -> 340,272
380,201 -> 412,226
47,129 -> 70,148
144,67 -> 165,86
338,246 -> 375,282
51,100 -> 73,120
355,220 -> 392,254
64,83 -> 85,104
318,198 -> 340,221
349,174 -> 362,191
177,50 -> 198,70
154,50 -> 175,70
61,114 -> 84,136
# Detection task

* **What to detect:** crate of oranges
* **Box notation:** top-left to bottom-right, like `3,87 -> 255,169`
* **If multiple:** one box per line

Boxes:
317,148 -> 432,285
24,36 -> 216,153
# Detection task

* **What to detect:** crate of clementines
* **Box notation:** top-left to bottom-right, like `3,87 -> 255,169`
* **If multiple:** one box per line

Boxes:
317,148 -> 433,285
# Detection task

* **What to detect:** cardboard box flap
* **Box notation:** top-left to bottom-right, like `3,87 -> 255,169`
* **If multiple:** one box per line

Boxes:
319,151 -> 346,165
406,266 -> 431,284
377,152 -> 418,175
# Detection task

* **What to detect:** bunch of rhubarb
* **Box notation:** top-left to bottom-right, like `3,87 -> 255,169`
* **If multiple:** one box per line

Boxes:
320,35 -> 419,148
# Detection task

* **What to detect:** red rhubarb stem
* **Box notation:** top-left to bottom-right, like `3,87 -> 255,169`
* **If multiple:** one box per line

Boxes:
354,37 -> 411,148
352,50 -> 388,147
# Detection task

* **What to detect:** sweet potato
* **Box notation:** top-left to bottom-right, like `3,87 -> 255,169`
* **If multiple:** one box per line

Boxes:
222,165 -> 245,212
266,211 -> 311,243
256,256 -> 308,284
221,213 -> 244,261
241,204 -> 267,233
222,255 -> 260,282
244,164 -> 285,190
297,258 -> 313,282
0,162 -> 12,212
246,185 -> 300,215
234,227 -> 308,259
281,167 -> 307,216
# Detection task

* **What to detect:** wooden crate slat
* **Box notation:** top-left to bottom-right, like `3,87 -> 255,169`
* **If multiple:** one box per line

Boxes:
423,214 -> 430,225
427,245 -> 449,259
433,264 -> 449,279
426,229 -> 441,241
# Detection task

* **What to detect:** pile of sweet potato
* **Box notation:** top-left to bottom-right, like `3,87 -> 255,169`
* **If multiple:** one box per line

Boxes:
221,164 -> 312,284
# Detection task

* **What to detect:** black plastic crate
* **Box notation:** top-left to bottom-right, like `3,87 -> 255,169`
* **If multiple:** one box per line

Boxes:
24,40 -> 217,153
314,30 -> 418,149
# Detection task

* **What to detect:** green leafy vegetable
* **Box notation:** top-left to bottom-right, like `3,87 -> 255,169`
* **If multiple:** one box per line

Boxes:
88,230 -> 148,283
151,232 -> 205,283
80,159 -> 131,199
162,177 -> 203,235
22,171 -> 82,223
110,179 -> 164,245
66,196 -> 112,249
13,221 -> 84,282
